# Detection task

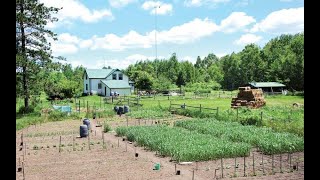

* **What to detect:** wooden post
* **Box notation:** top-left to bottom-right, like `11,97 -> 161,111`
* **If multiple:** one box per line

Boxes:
260,111 -> 263,123
100,96 -> 102,108
234,158 -> 237,177
262,154 -> 265,175
126,116 -> 128,127
196,161 -> 198,171
236,108 -> 239,121
289,153 -> 292,172
22,161 -> 25,180
59,136 -> 61,153
73,131 -> 75,151
280,153 -> 283,173
169,101 -> 172,110
168,96 -> 169,100
175,164 -> 177,173
216,107 -> 219,117
244,156 -> 246,176
88,135 -> 91,150
87,101 -> 89,114
272,155 -> 274,174
192,170 -> 195,180
253,152 -> 255,176
83,99 -> 85,108
200,104 -> 202,112
221,158 -> 224,178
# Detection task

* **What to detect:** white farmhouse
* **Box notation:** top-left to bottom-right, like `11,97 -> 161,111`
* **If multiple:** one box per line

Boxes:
83,69 -> 134,96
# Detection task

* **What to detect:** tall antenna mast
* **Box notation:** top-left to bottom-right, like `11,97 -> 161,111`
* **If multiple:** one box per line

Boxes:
154,3 -> 160,78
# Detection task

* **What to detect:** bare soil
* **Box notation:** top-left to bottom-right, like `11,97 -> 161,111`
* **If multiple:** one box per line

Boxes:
16,115 -> 304,180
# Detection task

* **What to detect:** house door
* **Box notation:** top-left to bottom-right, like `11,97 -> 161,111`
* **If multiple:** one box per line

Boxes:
105,87 -> 106,96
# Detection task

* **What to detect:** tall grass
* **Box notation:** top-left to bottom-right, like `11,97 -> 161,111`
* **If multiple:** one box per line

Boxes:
116,125 -> 251,161
175,118 -> 304,154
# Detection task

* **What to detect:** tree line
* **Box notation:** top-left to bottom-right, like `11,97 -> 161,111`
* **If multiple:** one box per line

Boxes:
124,32 -> 304,92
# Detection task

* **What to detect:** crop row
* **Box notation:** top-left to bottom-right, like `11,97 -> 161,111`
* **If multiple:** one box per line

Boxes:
116,125 -> 251,162
174,118 -> 304,154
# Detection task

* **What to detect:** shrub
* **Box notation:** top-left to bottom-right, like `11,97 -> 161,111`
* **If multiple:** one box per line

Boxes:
103,122 -> 112,133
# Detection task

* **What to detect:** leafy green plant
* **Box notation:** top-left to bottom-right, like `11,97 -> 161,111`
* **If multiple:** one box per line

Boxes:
103,122 -> 112,133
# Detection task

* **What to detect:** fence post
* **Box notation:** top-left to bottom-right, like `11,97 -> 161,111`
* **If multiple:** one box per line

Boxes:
280,154 -> 283,173
234,157 -> 237,177
236,108 -> 239,121
221,158 -> 224,178
262,154 -> 265,175
243,156 -> 246,176
200,104 -> 202,112
253,152 -> 255,176
59,136 -> 61,153
87,101 -> 89,114
216,107 -> 219,117
260,111 -> 263,123
100,96 -> 101,108
169,101 -> 172,110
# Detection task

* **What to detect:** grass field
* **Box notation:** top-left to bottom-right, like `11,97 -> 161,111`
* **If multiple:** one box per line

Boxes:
16,91 -> 304,134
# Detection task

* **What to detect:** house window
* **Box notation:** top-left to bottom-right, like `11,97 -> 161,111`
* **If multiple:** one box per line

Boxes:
98,83 -> 102,89
119,74 -> 123,80
112,74 -> 117,80
86,84 -> 88,90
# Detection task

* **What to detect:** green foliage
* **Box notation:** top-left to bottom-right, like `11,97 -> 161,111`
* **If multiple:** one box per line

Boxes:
175,118 -> 304,154
103,122 -> 112,133
48,110 -> 68,121
18,105 -> 35,114
116,125 -> 251,161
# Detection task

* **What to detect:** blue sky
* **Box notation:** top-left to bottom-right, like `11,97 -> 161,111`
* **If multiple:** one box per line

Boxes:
40,0 -> 304,69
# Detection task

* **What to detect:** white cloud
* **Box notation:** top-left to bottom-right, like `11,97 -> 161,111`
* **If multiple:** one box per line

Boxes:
86,18 -> 218,51
58,33 -> 80,44
109,0 -> 137,8
126,54 -> 166,61
51,43 -> 78,54
184,0 -> 230,7
250,7 -> 304,34
142,1 -> 173,15
79,40 -> 94,49
219,12 -> 256,33
234,33 -> 262,45
40,0 -> 114,28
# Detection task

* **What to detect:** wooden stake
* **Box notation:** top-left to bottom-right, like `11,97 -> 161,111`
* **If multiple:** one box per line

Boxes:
244,156 -> 246,176
272,155 -> 274,174
262,154 -> 265,175
59,136 -> 61,153
22,161 -> 25,180
221,158 -> 224,178
280,153 -> 283,173
88,135 -> 91,150
234,157 -> 237,177
192,170 -> 195,180
253,152 -> 255,176
73,131 -> 75,151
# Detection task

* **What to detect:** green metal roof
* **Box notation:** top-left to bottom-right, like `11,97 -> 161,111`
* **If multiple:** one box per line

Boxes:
249,82 -> 285,88
101,80 -> 131,89
85,69 -> 116,78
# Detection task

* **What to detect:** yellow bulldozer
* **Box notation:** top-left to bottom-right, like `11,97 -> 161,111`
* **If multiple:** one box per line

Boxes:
231,86 -> 266,108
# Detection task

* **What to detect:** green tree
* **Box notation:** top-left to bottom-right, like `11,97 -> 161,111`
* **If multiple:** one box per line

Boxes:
16,0 -> 60,109
134,71 -> 154,90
